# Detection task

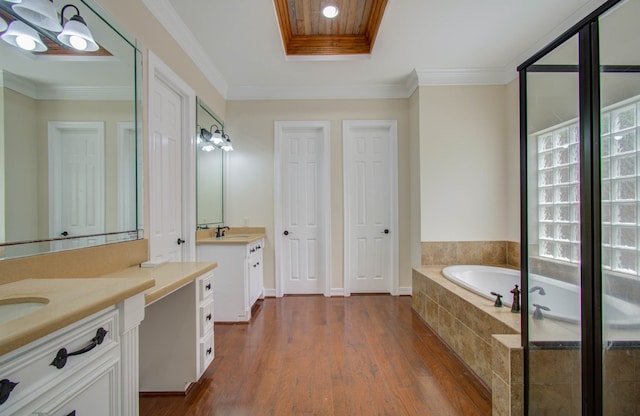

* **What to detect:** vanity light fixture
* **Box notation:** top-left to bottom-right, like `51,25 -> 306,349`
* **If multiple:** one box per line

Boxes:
221,137 -> 234,152
57,4 -> 98,51
1,20 -> 47,51
12,0 -> 62,32
0,16 -> 7,32
322,4 -> 339,18
2,0 -> 23,4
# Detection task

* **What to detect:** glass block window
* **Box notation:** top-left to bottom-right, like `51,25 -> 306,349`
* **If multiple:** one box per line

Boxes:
536,123 -> 581,263
601,100 -> 640,275
536,96 -> 640,276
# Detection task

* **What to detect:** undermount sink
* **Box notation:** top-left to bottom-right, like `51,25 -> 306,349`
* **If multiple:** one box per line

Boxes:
0,298 -> 49,325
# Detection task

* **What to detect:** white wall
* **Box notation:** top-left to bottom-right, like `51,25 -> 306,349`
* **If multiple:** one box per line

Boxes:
408,89 -> 422,266
419,85 -> 510,242
225,99 -> 412,292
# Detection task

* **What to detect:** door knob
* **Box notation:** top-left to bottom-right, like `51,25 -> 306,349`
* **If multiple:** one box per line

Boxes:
283,230 -> 289,236
382,229 -> 390,234
61,231 -> 69,236
177,238 -> 185,245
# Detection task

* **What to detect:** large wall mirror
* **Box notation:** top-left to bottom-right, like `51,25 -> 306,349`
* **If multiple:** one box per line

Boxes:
0,0 -> 142,259
196,98 -> 224,228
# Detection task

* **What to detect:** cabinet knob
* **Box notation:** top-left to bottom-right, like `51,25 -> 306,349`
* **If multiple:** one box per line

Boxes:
206,313 -> 212,321
177,238 -> 186,245
206,347 -> 212,355
205,283 -> 212,290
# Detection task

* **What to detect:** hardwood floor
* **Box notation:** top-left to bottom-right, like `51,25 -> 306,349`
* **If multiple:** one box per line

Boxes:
140,295 -> 491,416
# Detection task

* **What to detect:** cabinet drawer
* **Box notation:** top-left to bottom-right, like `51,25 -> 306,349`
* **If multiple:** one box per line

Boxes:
0,308 -> 118,412
30,355 -> 119,416
198,300 -> 214,336
199,332 -> 214,373
197,272 -> 214,302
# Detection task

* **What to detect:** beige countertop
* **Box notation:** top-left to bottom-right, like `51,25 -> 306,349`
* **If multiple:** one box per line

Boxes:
0,261 -> 217,356
0,276 -> 154,356
196,227 -> 266,245
102,262 -> 218,305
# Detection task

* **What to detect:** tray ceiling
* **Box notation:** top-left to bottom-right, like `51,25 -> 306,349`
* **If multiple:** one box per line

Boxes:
273,0 -> 388,56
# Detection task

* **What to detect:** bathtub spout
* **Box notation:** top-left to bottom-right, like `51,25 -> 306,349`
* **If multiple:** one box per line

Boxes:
490,292 -> 503,307
530,286 -> 546,295
532,303 -> 550,320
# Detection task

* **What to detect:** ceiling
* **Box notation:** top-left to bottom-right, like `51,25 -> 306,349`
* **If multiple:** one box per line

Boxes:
146,0 -> 609,100
273,0 -> 388,56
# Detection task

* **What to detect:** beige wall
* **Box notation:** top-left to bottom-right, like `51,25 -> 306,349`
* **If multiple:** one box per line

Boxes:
225,99 -> 412,291
419,85 -> 510,242
408,89 -> 422,266
97,0 -> 226,121
505,79 -> 521,243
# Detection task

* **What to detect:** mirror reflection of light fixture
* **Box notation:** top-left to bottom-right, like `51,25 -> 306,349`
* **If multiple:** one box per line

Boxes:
12,0 -> 62,32
1,20 -> 47,51
0,16 -> 7,32
57,4 -> 98,51
3,0 -> 23,4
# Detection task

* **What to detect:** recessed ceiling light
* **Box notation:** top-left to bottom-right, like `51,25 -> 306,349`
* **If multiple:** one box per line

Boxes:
322,5 -> 339,18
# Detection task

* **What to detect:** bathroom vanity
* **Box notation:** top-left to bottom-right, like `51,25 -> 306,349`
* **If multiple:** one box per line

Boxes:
0,277 -> 152,416
197,229 -> 265,322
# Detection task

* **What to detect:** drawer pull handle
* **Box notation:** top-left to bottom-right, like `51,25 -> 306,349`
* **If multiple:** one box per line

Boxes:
205,283 -> 212,290
51,328 -> 108,370
206,347 -> 212,355
206,313 -> 212,321
0,379 -> 18,406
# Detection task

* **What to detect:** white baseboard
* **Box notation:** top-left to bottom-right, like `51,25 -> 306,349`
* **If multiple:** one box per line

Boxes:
263,288 -> 277,297
398,287 -> 413,296
330,288 -> 345,297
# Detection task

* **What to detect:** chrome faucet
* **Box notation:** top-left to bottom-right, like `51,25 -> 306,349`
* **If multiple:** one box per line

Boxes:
532,303 -> 550,320
215,225 -> 230,238
530,286 -> 546,295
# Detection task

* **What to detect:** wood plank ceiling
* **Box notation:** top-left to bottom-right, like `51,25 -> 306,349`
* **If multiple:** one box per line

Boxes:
273,0 -> 389,56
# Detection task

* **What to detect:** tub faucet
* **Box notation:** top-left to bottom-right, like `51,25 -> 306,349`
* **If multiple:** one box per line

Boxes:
215,225 -> 230,238
532,303 -> 550,320
490,292 -> 503,308
510,285 -> 521,314
530,286 -> 546,295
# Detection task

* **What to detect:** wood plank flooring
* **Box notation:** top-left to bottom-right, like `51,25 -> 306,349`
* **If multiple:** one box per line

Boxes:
140,295 -> 491,416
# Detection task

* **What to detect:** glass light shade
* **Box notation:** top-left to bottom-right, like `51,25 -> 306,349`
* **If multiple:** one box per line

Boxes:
3,0 -> 23,3
201,142 -> 215,152
12,0 -> 62,32
57,15 -> 98,51
0,16 -> 7,33
1,20 -> 47,51
211,129 -> 224,145
221,138 -> 233,152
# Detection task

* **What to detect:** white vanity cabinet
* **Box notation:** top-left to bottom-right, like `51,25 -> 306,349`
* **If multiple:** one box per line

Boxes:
0,306 -> 124,416
139,270 -> 214,393
197,239 -> 264,322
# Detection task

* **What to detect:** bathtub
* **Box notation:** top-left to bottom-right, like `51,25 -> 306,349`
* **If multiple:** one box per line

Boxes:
442,265 -> 640,329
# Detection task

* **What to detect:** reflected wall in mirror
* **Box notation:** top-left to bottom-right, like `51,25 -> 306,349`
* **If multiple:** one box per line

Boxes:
196,98 -> 224,228
0,0 -> 142,259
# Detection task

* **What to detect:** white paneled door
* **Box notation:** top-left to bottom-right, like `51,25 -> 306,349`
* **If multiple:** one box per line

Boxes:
148,52 -> 196,263
343,120 -> 398,295
275,121 -> 331,296
49,121 -> 105,249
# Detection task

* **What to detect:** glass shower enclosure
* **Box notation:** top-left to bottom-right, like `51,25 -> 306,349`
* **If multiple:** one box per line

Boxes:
519,0 -> 640,414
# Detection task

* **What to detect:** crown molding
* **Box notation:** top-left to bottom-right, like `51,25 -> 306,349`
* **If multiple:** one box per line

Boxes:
227,83 -> 410,100
1,72 -> 132,100
141,0 -> 229,98
414,67 -> 514,86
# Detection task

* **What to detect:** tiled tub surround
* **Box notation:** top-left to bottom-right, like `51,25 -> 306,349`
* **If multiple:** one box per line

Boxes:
421,241 -> 521,269
413,266 -> 522,416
